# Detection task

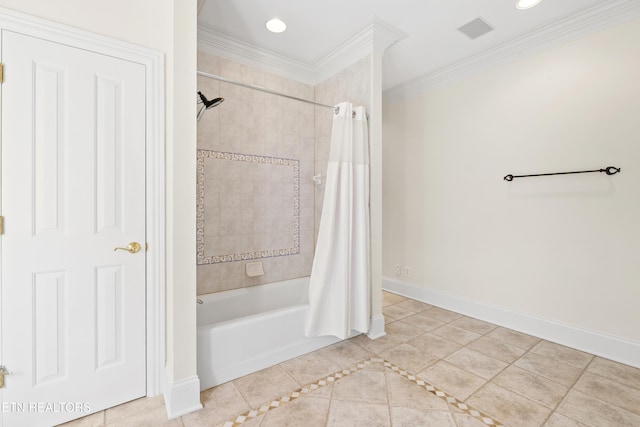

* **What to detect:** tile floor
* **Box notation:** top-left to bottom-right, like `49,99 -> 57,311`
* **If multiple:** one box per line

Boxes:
60,291 -> 640,427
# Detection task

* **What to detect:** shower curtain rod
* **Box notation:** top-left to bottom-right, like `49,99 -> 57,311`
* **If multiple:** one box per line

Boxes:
197,70 -> 338,113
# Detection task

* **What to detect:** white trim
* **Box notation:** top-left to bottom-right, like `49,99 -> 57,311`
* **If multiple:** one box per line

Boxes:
383,277 -> 640,369
0,5 -> 166,397
198,17 -> 404,86
312,17 -> 405,84
163,375 -> 203,419
367,314 -> 386,340
144,47 -> 166,398
197,24 -> 316,84
368,49 -> 386,344
383,0 -> 640,102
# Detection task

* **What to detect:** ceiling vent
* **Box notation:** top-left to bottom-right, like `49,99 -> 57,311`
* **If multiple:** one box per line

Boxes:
457,18 -> 494,40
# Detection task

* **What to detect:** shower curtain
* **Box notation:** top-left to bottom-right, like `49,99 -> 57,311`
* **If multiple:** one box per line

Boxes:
305,102 -> 370,339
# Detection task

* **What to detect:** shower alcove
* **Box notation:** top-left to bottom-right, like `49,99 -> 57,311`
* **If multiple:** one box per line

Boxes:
195,48 -> 381,388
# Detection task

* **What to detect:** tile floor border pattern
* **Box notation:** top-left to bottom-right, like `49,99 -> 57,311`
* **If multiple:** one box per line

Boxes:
221,357 -> 504,427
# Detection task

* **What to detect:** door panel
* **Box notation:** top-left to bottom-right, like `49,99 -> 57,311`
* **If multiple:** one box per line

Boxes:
96,265 -> 124,370
96,75 -> 124,234
1,29 -> 147,427
33,271 -> 67,386
34,63 -> 66,236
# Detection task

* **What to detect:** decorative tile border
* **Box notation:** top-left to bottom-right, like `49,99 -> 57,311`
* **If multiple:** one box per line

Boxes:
220,357 -> 504,427
196,150 -> 300,265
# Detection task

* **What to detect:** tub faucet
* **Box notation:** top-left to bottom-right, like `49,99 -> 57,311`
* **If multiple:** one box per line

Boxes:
196,298 -> 203,304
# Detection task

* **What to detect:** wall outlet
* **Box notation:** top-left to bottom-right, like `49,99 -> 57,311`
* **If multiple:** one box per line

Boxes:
404,266 -> 411,277
395,264 -> 401,276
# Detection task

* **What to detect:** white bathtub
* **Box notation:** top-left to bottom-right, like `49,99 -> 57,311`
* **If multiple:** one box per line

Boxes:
197,277 -> 342,390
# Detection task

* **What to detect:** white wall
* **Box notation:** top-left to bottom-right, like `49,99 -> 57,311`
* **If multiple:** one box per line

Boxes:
383,18 -> 640,346
0,0 -> 170,50
164,0 -> 199,401
0,0 -> 200,414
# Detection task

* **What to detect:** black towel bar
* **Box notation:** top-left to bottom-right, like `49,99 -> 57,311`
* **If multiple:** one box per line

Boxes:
504,166 -> 620,182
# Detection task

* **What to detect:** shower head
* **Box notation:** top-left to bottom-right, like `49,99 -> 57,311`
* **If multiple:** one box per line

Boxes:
197,91 -> 224,121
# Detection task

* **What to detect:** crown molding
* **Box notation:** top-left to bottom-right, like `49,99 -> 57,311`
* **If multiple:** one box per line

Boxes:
383,0 -> 640,103
372,17 -> 408,53
197,23 -> 317,84
311,16 -> 406,84
198,17 -> 404,86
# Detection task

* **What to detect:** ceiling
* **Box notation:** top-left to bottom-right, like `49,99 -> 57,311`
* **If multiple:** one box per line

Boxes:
198,0 -> 627,91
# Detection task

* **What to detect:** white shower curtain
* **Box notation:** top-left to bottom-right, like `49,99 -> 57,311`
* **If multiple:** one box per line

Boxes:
305,102 -> 370,339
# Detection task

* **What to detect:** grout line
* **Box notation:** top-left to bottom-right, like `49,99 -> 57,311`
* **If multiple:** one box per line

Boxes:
382,359 -> 504,427
321,375 -> 334,427
277,362 -> 306,389
383,369 -> 394,427
229,379 -> 255,414
463,342 -> 544,421
449,404 -> 462,427
218,357 -> 505,427
539,353 -> 597,426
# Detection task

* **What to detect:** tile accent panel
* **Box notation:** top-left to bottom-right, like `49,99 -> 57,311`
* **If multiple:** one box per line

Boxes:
196,150 -> 300,264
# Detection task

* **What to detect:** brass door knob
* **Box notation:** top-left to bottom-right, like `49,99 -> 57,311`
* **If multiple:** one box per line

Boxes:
114,242 -> 141,254
0,365 -> 10,388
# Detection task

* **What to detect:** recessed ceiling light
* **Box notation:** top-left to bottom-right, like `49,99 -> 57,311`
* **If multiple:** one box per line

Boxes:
516,0 -> 543,9
266,18 -> 287,33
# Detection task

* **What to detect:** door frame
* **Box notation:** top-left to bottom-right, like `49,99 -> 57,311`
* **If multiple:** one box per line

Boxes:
0,7 -> 166,397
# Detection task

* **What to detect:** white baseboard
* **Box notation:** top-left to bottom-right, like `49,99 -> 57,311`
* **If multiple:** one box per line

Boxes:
383,277 -> 640,369
367,314 -> 387,339
163,374 -> 203,419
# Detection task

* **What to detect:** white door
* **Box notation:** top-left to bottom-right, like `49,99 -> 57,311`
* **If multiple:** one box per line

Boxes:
0,29 -> 147,427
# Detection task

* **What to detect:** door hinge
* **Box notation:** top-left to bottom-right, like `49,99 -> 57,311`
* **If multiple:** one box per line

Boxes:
0,63 -> 3,83
0,216 -> 4,234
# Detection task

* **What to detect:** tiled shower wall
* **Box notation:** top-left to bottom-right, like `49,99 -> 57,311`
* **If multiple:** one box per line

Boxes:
197,52 -> 315,294
196,51 -> 372,296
